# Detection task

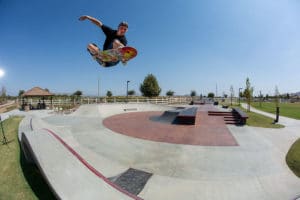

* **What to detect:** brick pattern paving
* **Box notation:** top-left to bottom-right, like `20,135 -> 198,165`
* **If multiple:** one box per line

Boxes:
103,110 -> 238,146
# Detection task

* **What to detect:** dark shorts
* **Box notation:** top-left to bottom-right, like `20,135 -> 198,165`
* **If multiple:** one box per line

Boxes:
104,61 -> 120,67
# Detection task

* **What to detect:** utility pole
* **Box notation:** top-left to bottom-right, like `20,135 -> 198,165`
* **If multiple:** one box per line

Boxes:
97,76 -> 100,97
97,75 -> 101,103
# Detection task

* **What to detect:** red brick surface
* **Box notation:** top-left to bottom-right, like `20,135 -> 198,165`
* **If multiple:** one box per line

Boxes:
103,111 -> 238,146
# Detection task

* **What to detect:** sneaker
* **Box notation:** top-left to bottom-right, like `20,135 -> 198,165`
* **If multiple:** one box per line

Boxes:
87,46 -> 105,66
95,57 -> 106,67
87,48 -> 97,57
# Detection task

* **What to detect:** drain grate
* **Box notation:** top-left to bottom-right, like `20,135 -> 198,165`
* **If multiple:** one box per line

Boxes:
109,168 -> 153,195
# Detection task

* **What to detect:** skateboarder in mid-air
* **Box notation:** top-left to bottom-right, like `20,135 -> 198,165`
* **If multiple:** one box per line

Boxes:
79,15 -> 129,67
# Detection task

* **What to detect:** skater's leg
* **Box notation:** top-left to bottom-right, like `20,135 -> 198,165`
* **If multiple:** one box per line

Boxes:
87,43 -> 101,56
87,43 -> 106,66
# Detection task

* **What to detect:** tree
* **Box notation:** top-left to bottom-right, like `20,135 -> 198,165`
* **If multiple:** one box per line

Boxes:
0,86 -> 7,103
73,90 -> 82,96
166,90 -> 175,97
106,90 -> 113,97
230,86 -> 234,106
72,90 -> 82,103
19,90 -> 25,97
1,86 -> 6,97
208,92 -> 215,98
127,90 -> 135,96
190,90 -> 197,97
239,91 -> 244,98
140,74 -> 161,97
244,77 -> 254,112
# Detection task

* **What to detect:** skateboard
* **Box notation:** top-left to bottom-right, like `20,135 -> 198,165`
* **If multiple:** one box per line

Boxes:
87,44 -> 137,67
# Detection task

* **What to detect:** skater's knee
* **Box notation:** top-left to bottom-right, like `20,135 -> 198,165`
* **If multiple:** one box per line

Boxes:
113,39 -> 120,44
113,39 -> 124,49
87,43 -> 94,49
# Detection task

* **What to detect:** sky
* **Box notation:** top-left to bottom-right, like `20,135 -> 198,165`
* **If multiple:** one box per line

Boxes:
0,0 -> 300,97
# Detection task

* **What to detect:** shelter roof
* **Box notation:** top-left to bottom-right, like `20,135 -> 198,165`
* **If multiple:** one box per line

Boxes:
22,87 -> 54,97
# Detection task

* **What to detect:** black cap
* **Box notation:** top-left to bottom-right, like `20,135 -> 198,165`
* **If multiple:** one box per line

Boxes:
118,21 -> 128,28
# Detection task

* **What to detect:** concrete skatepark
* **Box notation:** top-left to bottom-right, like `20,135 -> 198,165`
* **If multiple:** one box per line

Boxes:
15,103 -> 300,199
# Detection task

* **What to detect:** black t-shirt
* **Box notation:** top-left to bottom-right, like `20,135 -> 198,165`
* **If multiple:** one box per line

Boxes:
101,25 -> 127,50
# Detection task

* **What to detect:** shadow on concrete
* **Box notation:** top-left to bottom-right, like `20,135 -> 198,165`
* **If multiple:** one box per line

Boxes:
20,150 -> 57,200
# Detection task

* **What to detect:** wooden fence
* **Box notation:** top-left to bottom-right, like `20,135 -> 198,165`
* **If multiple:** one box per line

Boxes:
16,96 -> 299,109
18,96 -> 195,107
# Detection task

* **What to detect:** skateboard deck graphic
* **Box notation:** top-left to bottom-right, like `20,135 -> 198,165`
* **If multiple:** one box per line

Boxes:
88,45 -> 137,65
99,47 -> 137,62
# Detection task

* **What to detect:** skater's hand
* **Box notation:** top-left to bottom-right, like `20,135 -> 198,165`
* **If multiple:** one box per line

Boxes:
78,15 -> 103,27
79,15 -> 89,21
121,59 -> 127,66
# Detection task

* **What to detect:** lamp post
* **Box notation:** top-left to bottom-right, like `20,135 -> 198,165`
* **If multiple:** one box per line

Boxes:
97,75 -> 100,103
239,88 -> 243,106
126,80 -> 130,103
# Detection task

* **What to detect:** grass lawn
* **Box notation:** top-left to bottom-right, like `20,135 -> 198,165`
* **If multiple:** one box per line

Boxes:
245,110 -> 284,128
0,116 -> 55,200
251,102 -> 300,120
286,138 -> 300,177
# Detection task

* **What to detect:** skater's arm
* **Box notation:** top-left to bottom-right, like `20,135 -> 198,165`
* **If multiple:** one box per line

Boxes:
79,15 -> 103,28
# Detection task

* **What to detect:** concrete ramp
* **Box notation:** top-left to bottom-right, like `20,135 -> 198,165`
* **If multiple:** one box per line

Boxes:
70,104 -> 102,117
96,103 -> 172,118
159,110 -> 180,123
21,125 -> 140,200
150,110 -> 180,123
